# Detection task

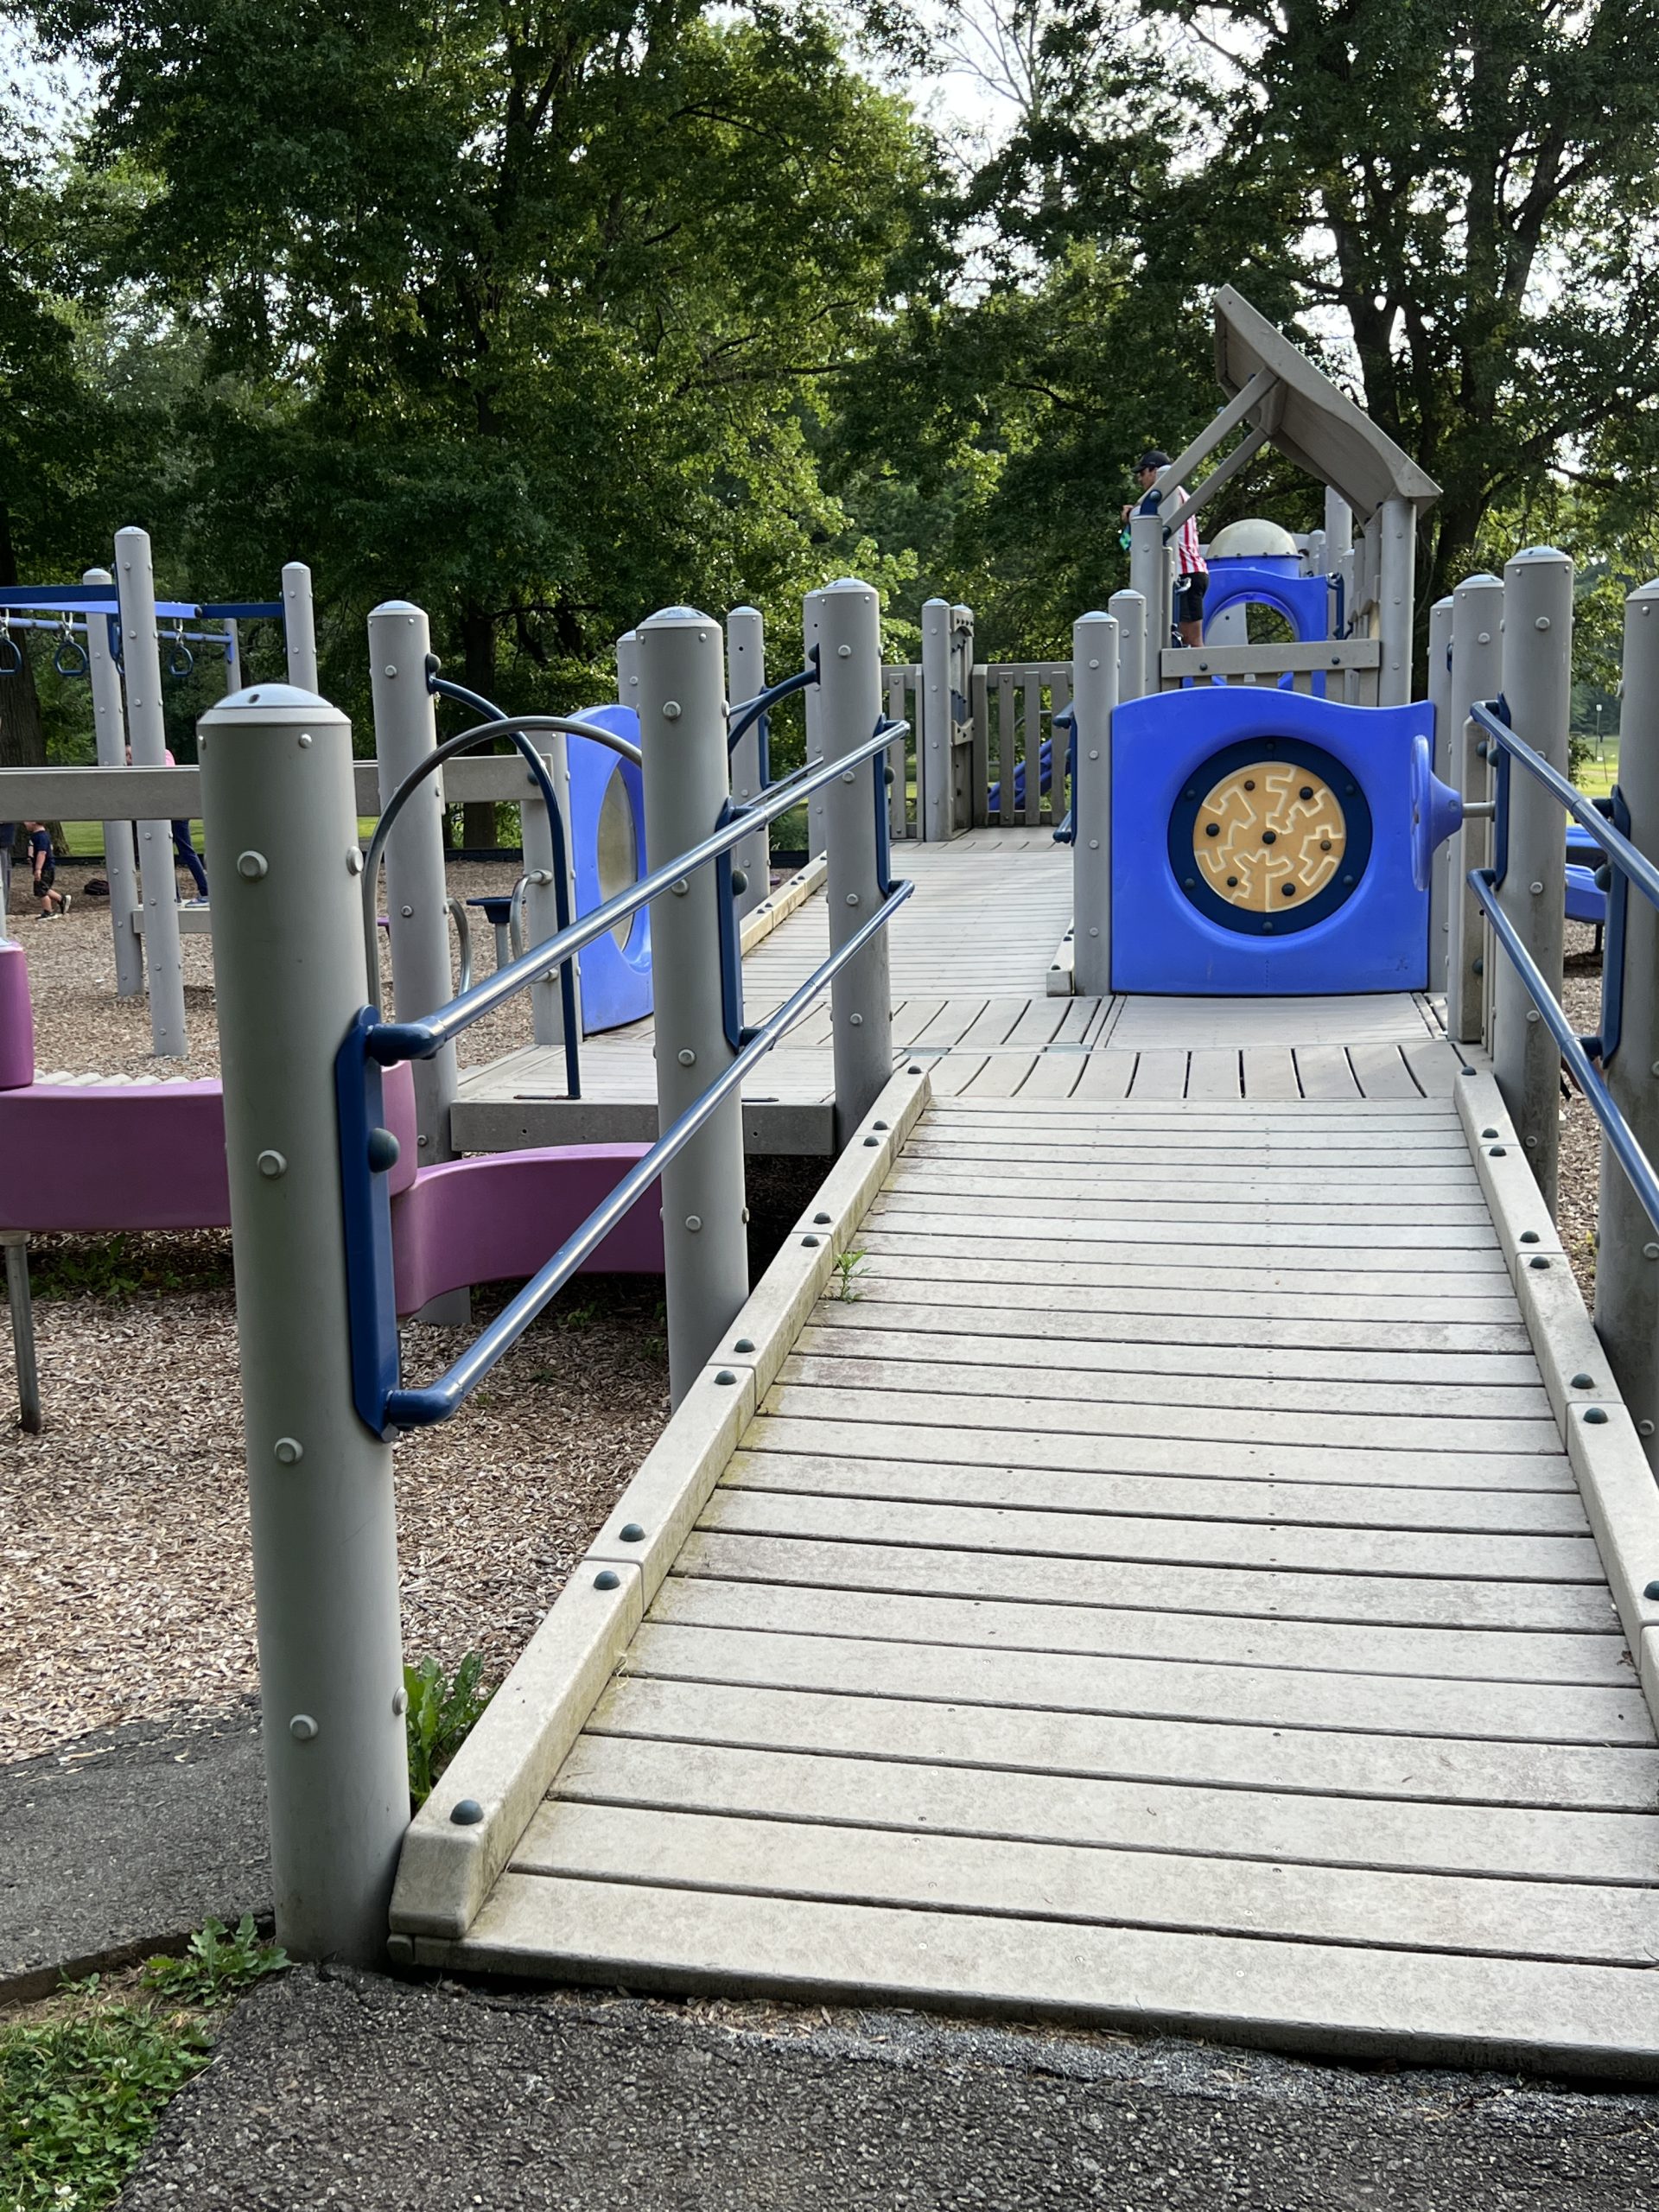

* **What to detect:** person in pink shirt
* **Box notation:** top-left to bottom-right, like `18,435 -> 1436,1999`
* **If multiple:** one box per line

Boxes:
1123,448 -> 1209,646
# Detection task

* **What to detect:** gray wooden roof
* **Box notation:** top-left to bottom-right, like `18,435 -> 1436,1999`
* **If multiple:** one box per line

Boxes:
1214,287 -> 1440,522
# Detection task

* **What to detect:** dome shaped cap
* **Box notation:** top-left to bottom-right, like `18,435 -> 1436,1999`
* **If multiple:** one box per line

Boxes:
1208,518 -> 1299,559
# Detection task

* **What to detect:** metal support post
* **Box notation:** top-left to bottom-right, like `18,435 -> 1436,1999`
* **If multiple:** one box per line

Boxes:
224,619 -> 243,694
1376,497 -> 1416,707
1426,596 -> 1453,993
1071,611 -> 1119,998
1494,547 -> 1573,1210
366,603 -> 467,1317
3,1235 -> 41,1433
1595,579 -> 1659,1464
1447,575 -> 1504,1044
616,630 -> 642,719
918,597 -> 951,842
114,527 -> 188,1058
196,680 -> 409,1964
809,580 -> 894,1141
638,608 -> 749,1404
83,565 -> 144,1000
727,606 -> 769,918
518,733 -> 573,1049
1108,589 -> 1146,704
1128,513 -> 1166,679
950,605 -> 975,834
283,563 -> 319,691
1306,527 -> 1326,583
1323,489 -> 1353,567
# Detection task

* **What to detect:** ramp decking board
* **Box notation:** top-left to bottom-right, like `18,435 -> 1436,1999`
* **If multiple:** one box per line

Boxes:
431,886 -> 1659,2072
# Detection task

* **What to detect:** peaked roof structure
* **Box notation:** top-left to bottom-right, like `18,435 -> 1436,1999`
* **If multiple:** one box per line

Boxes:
1213,286 -> 1440,522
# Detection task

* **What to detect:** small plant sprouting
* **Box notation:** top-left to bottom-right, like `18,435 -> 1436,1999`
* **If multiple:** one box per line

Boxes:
404,1652 -> 495,1809
831,1248 -> 868,1301
138,1916 -> 289,2010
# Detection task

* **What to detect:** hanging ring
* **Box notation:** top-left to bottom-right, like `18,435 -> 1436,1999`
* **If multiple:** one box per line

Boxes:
167,623 -> 194,677
53,619 -> 89,679
0,624 -> 22,677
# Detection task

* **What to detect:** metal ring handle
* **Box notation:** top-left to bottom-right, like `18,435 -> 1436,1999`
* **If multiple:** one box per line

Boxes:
507,869 -> 554,963
53,628 -> 89,678
447,896 -> 472,995
0,628 -> 22,677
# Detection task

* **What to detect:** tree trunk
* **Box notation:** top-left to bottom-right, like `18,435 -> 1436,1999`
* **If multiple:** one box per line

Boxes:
0,499 -> 64,857
461,602 -> 498,851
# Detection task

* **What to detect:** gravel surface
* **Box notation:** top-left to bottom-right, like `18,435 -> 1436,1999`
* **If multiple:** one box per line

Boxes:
8,857 -> 535,1078
0,1262 -> 670,1764
2,866 -> 649,1764
119,1967 -> 1659,2210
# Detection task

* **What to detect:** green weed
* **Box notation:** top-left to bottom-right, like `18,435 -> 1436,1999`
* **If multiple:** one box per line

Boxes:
831,1248 -> 868,1301
0,1923 -> 286,2211
404,1653 -> 494,1809
137,1916 -> 288,2012
28,1234 -> 233,1304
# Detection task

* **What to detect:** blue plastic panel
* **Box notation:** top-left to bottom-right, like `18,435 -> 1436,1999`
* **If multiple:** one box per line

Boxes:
1110,687 -> 1435,995
568,704 -> 652,1033
1202,562 -> 1329,645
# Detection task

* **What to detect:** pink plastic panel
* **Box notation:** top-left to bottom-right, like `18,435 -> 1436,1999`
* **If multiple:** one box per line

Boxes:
390,1145 -> 664,1317
0,1060 -> 419,1230
0,941 -> 35,1091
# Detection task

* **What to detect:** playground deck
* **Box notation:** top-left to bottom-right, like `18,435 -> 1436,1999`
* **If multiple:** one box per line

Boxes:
392,835 -> 1659,2079
454,830 -> 1458,1149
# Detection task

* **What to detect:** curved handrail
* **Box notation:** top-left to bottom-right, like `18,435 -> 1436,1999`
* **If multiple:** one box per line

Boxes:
361,711 -> 629,1020
366,716 -> 909,1065
728,655 -> 818,755
1469,694 -> 1659,1241
447,895 -> 473,995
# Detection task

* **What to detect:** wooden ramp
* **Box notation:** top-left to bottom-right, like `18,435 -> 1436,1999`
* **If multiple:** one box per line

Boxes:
392,1074 -> 1659,2079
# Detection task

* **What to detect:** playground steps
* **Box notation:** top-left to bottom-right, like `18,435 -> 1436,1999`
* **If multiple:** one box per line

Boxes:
453,830 -> 1461,1149
405,1089 -> 1659,2079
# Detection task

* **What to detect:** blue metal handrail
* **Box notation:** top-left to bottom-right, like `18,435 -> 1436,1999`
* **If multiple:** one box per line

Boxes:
1052,705 -> 1077,844
367,717 -> 903,1064
728,653 -> 818,787
1466,696 -> 1659,1240
340,713 -> 910,1434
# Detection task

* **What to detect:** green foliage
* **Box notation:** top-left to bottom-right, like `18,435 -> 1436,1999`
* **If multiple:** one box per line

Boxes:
831,1247 -> 868,1301
404,1652 -> 494,1808
137,1917 -> 288,2011
28,1232 -> 233,1302
0,1924 -> 285,2212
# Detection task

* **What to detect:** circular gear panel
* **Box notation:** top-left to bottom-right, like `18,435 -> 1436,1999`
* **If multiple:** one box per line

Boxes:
1166,738 -> 1372,937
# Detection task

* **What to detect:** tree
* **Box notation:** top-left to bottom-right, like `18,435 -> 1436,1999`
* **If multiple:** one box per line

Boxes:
999,0 -> 1659,608
20,0 -> 934,839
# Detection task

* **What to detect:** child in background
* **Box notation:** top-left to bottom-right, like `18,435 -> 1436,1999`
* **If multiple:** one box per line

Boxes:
27,823 -> 70,918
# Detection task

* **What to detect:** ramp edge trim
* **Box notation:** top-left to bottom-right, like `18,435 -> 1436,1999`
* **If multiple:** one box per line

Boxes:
1455,1058 -> 1659,1728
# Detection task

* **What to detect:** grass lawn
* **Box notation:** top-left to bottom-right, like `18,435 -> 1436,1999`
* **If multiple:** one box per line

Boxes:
55,820 -> 381,860
1574,735 -> 1619,800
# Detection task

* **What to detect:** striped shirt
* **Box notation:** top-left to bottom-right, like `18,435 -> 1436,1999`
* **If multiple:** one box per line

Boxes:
1140,489 -> 1208,578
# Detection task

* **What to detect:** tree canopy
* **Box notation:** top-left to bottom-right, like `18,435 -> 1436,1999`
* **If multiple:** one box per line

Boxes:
3,0 -> 1657,726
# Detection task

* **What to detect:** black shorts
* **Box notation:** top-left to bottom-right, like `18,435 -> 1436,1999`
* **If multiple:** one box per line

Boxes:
35,861 -> 54,894
1175,572 -> 1208,624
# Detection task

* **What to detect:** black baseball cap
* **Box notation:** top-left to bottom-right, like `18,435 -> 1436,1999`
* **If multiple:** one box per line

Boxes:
1137,449 -> 1171,472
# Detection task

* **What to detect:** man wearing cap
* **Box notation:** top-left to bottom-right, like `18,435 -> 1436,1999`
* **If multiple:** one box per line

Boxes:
1122,449 -> 1208,646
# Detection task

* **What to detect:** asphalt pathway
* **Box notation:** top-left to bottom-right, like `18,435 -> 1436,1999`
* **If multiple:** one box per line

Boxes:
1,1704 -> 268,1998
121,1967 -> 1659,2210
